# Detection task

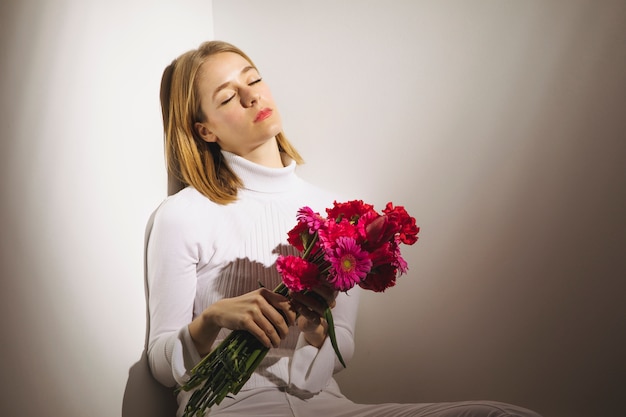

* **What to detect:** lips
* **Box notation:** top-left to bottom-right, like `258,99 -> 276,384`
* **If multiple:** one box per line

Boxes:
254,108 -> 273,122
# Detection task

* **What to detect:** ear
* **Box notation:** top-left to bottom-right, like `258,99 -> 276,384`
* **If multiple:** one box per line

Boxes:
194,122 -> 217,143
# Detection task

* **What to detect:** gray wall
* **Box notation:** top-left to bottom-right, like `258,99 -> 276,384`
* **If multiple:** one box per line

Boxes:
1,1 -> 624,417
213,1 -> 626,417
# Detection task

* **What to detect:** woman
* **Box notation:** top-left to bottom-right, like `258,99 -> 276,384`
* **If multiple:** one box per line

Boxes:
147,40 -> 542,417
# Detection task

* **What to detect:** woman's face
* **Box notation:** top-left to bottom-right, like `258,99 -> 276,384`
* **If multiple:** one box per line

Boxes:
194,52 -> 283,158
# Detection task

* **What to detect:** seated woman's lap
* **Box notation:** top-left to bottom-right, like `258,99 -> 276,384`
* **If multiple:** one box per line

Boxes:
208,388 -> 542,417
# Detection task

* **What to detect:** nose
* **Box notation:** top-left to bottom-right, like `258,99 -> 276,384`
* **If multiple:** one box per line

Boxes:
240,87 -> 259,108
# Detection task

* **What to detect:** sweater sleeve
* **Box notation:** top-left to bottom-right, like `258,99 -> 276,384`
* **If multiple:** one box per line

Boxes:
288,286 -> 361,393
146,195 -> 204,387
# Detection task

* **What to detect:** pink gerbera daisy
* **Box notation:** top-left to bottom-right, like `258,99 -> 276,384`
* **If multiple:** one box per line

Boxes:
326,237 -> 372,291
296,206 -> 326,232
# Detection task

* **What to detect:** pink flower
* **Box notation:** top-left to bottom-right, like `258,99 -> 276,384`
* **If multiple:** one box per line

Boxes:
392,239 -> 409,274
296,206 -> 326,232
276,255 -> 320,292
326,237 -> 372,291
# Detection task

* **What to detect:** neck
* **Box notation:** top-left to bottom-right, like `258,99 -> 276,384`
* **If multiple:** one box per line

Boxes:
221,150 -> 298,193
239,137 -> 284,168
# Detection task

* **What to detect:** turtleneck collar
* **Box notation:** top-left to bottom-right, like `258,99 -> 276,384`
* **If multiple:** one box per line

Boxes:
221,150 -> 298,193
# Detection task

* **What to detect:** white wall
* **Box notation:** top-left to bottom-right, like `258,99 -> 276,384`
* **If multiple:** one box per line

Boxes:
0,1 -> 212,416
212,1 -> 626,417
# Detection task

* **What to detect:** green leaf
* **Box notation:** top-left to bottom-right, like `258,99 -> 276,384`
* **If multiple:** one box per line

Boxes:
324,306 -> 346,368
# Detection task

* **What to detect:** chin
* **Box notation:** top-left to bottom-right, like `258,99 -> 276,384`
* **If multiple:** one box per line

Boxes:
266,123 -> 283,139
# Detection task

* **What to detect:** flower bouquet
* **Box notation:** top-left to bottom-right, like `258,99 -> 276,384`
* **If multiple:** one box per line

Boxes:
178,200 -> 419,417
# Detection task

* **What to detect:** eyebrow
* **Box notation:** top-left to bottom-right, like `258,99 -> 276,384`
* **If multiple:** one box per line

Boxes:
212,65 -> 257,100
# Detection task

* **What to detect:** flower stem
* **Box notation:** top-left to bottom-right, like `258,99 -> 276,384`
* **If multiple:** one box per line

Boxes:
177,282 -> 291,417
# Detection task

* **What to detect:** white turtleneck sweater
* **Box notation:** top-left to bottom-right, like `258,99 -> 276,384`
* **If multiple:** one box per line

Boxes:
146,151 -> 361,412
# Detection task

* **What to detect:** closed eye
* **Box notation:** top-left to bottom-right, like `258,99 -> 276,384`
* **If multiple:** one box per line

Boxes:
220,78 -> 262,105
221,94 -> 236,105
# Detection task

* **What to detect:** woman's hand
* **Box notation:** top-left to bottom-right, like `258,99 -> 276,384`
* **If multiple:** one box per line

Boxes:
189,288 -> 297,355
289,285 -> 338,348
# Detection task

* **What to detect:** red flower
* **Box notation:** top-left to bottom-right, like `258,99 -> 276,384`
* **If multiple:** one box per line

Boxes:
369,242 -> 397,268
360,213 -> 398,250
359,264 -> 398,292
326,200 -> 375,223
276,255 -> 320,292
318,218 -> 360,251
287,221 -> 309,251
383,202 -> 420,245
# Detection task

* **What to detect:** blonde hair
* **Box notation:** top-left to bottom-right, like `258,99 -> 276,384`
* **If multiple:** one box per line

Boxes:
160,40 -> 304,203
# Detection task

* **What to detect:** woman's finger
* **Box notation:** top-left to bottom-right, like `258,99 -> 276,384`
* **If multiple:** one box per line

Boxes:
253,314 -> 282,348
290,291 -> 328,316
262,290 -> 297,326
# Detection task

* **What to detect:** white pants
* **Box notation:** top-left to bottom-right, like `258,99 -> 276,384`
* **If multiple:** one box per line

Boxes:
206,387 -> 542,417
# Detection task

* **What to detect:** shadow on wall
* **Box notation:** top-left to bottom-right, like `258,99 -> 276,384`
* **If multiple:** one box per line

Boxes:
122,351 -> 178,417
122,207 -> 178,417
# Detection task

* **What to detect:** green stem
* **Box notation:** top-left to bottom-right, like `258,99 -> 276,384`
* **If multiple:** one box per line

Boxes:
324,307 -> 346,367
179,277 -> 345,417
302,233 -> 319,259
